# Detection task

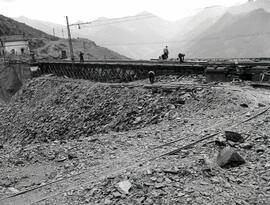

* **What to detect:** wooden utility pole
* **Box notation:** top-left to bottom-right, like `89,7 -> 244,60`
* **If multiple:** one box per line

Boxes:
66,16 -> 75,61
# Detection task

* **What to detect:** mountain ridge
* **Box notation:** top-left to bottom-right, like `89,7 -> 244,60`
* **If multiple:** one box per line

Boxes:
12,0 -> 270,59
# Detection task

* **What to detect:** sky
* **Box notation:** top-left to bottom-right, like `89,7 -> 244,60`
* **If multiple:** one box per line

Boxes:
0,0 -> 247,25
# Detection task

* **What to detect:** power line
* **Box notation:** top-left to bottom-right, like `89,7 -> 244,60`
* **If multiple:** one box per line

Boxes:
69,14 -> 157,30
97,32 -> 270,47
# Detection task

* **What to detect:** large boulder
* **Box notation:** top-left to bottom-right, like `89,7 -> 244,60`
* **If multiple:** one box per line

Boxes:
217,147 -> 245,168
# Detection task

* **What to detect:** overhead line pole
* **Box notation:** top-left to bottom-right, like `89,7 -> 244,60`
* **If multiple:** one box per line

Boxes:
66,16 -> 75,62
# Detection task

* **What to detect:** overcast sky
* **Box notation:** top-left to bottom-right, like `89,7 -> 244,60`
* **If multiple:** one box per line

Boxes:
0,0 -> 247,24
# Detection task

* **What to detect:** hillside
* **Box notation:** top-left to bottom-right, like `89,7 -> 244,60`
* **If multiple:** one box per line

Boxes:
0,14 -> 128,60
34,38 -> 129,60
0,14 -> 56,40
184,8 -> 270,58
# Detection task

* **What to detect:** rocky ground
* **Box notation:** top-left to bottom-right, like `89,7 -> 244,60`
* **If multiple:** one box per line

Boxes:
0,75 -> 269,205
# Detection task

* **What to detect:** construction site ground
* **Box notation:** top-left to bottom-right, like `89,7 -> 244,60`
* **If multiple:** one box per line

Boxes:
0,75 -> 269,205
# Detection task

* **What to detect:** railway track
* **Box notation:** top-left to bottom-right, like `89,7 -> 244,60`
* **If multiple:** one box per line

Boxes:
33,59 -> 270,67
1,104 -> 269,205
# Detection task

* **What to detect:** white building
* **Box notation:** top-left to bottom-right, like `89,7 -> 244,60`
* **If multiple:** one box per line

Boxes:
0,35 -> 30,56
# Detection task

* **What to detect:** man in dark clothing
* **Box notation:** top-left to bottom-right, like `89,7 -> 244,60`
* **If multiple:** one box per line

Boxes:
148,71 -> 155,84
178,53 -> 185,63
79,52 -> 84,62
162,46 -> 169,60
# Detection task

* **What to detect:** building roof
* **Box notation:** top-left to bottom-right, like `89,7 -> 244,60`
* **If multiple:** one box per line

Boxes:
0,35 -> 29,43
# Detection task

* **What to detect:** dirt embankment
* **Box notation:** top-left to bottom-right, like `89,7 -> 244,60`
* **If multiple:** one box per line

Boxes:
0,76 -> 269,205
0,63 -> 31,103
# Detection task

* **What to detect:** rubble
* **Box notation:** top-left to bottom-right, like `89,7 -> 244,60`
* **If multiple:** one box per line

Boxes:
0,76 -> 269,204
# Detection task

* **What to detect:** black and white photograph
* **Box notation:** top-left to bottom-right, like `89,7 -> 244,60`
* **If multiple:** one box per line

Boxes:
0,0 -> 269,204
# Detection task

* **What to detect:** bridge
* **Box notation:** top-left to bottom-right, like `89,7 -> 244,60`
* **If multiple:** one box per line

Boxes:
30,59 -> 270,82
31,60 -> 206,82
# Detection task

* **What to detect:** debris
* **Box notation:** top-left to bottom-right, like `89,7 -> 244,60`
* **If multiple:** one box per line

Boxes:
117,180 -> 132,194
225,131 -> 244,143
217,147 -> 245,168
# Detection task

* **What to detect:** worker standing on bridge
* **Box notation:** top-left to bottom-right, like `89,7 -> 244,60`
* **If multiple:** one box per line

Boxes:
162,46 -> 169,60
79,52 -> 84,63
148,71 -> 155,84
178,53 -> 185,63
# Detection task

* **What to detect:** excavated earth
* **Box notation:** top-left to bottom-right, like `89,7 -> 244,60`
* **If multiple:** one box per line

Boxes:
0,75 -> 269,205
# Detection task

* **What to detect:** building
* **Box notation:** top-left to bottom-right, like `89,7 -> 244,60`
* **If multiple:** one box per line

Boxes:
0,35 -> 30,56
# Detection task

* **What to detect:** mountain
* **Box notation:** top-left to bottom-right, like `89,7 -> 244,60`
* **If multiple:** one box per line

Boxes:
164,6 -> 227,58
184,8 -> 270,58
229,0 -> 270,14
73,12 -> 176,59
12,0 -> 270,59
14,13 -> 175,59
14,16 -> 66,38
0,14 -> 56,39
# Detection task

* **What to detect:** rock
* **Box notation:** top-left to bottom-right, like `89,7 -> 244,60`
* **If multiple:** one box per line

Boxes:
178,192 -> 185,197
227,141 -> 236,147
0,178 -> 13,187
215,136 -> 226,147
265,162 -> 270,169
14,160 -> 24,166
217,147 -> 245,168
225,131 -> 244,143
240,103 -> 249,108
104,198 -> 112,205
144,198 -> 154,204
68,152 -> 77,160
133,117 -> 142,124
112,191 -> 122,198
256,145 -> 266,153
56,156 -> 67,162
136,197 -> 146,203
240,142 -> 253,150
246,112 -> 251,117
183,119 -> 188,123
117,180 -> 132,194
211,176 -> 220,183
258,103 -> 266,107
155,183 -> 165,189
8,187 -> 20,193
